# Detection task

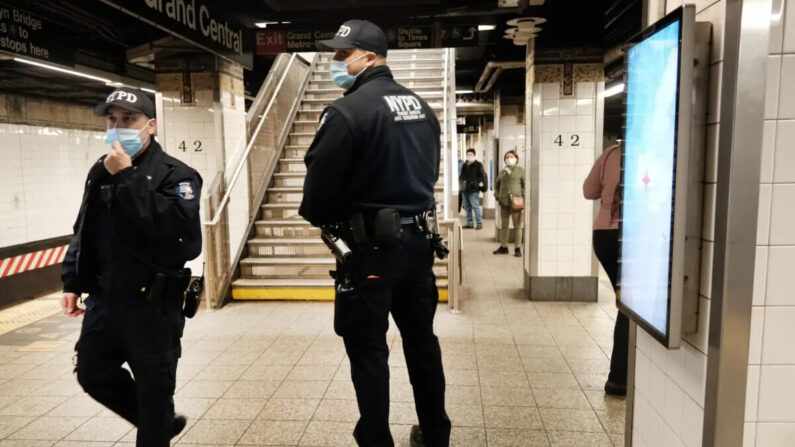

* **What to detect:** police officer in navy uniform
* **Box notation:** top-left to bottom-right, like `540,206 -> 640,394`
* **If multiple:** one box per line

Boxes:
61,88 -> 201,447
300,20 -> 451,447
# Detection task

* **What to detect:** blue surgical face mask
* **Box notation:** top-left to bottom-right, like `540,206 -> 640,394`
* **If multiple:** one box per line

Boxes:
330,53 -> 369,89
104,120 -> 152,158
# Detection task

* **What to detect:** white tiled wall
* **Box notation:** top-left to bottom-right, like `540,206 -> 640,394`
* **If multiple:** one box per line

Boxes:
537,81 -> 602,277
159,97 -> 250,272
0,124 -> 106,248
631,1 -> 726,446
499,104 -> 526,163
745,0 -> 795,445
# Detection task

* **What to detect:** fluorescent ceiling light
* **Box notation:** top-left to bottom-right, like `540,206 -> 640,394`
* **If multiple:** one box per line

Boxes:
141,88 -> 157,94
14,57 -> 112,84
456,90 -> 473,94
603,82 -> 625,97
478,25 -> 496,31
255,21 -> 278,28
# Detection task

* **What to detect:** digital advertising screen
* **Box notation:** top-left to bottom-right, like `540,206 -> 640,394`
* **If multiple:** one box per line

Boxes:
619,17 -> 682,339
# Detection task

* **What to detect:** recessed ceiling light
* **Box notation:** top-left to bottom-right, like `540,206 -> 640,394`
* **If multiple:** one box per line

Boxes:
478,25 -> 496,31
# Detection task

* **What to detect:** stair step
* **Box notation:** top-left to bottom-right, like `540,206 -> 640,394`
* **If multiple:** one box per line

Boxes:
231,277 -> 449,301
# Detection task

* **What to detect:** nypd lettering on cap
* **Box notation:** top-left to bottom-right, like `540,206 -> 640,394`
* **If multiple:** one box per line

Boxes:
336,25 -> 352,37
176,181 -> 195,200
106,90 -> 137,105
382,95 -> 427,123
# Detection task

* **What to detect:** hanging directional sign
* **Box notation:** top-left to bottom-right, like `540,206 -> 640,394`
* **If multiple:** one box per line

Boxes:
256,23 -> 478,55
100,0 -> 253,69
0,2 -> 74,66
438,25 -> 479,47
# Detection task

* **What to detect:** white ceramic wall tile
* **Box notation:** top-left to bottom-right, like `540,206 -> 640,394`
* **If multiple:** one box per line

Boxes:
559,115 -> 576,131
682,396 -> 705,447
749,307 -> 765,365
541,83 -> 559,99
743,422 -> 756,447
663,377 -> 686,436
684,343 -> 708,407
766,56 -> 782,120
704,124 -> 719,183
755,422 -> 795,446
708,62 -> 723,124
773,120 -> 795,182
577,82 -> 595,99
784,0 -> 795,52
766,246 -> 795,306
758,184 -> 773,245
559,98 -> 576,115
700,241 -> 714,299
754,246 -> 769,307
769,184 -> 795,245
758,365 -> 795,421
760,120 -> 777,184
779,55 -> 795,119
769,0 -> 784,53
697,0 -> 726,64
761,307 -> 795,364
576,98 -> 594,115
747,365 -> 761,422
702,184 -> 716,241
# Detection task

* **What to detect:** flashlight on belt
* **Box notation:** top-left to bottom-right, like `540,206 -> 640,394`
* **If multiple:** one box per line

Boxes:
321,226 -> 352,265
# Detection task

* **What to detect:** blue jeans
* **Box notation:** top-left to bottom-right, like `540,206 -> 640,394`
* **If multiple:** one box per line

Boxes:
462,191 -> 482,227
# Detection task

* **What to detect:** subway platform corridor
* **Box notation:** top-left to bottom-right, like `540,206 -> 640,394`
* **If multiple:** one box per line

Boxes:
0,220 -> 625,446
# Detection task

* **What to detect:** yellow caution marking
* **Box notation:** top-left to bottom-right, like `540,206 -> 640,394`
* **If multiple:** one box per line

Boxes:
233,287 -> 448,302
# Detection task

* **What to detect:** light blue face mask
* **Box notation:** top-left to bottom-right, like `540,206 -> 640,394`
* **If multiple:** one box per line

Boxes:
104,121 -> 152,158
330,54 -> 369,89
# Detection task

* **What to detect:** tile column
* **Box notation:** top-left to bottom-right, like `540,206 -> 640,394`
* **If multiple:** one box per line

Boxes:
155,59 -> 249,273
526,63 -> 605,301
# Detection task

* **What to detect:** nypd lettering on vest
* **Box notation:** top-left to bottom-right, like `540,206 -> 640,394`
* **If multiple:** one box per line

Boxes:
382,95 -> 427,123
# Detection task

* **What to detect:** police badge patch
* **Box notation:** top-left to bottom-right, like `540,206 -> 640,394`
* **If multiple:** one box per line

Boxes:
176,181 -> 195,200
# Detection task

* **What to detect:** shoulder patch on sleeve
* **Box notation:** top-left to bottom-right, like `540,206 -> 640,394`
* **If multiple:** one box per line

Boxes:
317,111 -> 329,131
176,181 -> 196,200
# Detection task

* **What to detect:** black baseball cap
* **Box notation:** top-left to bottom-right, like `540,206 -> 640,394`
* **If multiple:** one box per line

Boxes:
93,87 -> 156,118
317,20 -> 388,56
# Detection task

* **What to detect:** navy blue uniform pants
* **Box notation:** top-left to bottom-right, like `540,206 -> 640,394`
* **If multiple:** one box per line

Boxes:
592,229 -> 629,385
75,291 -> 184,447
335,229 -> 451,447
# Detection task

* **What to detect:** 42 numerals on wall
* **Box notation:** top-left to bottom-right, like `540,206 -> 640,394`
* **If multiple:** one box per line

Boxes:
553,134 -> 580,148
178,140 -> 203,152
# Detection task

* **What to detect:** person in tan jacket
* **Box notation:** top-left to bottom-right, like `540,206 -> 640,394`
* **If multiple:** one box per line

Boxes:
493,150 -> 525,257
583,143 -> 628,396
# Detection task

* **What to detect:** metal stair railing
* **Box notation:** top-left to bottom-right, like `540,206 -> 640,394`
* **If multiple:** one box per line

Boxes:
201,52 -> 317,308
441,47 -> 463,313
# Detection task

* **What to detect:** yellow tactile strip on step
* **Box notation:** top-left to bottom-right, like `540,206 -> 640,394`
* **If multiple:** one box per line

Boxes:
233,287 -> 448,302
0,294 -> 61,336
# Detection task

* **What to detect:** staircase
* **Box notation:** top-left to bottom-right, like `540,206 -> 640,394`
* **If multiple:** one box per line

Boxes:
231,49 -> 452,301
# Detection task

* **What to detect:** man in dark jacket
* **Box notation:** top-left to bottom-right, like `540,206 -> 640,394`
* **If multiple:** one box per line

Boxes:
299,20 -> 451,447
61,88 -> 202,447
458,148 -> 488,229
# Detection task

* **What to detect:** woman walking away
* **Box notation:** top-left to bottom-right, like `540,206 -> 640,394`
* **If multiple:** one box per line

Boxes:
459,148 -> 488,229
493,150 -> 525,257
583,143 -> 628,396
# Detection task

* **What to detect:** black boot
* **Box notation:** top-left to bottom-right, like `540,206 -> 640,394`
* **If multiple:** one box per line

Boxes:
493,246 -> 509,255
514,247 -> 522,257
171,414 -> 188,439
604,381 -> 627,396
410,425 -> 426,447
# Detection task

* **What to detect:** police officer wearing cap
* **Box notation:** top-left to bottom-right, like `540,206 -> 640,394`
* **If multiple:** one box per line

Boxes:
299,20 -> 451,447
61,88 -> 202,446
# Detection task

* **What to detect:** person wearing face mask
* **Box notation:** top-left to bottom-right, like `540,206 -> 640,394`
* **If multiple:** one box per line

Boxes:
300,20 -> 451,447
493,150 -> 525,257
60,88 -> 202,447
458,148 -> 488,229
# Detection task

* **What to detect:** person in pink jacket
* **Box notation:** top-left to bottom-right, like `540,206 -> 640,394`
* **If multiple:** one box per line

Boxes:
583,143 -> 628,396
